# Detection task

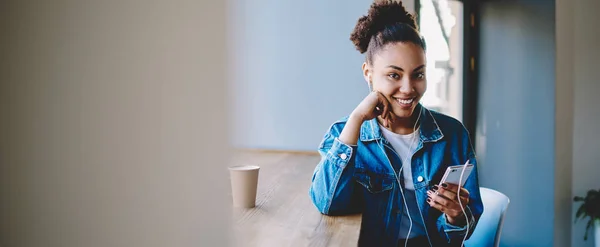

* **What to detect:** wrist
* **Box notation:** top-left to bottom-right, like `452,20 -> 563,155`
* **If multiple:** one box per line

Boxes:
349,112 -> 366,123
339,113 -> 364,146
446,214 -> 466,226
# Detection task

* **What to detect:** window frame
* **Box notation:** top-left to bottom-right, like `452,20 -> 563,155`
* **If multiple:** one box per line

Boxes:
415,0 -> 479,145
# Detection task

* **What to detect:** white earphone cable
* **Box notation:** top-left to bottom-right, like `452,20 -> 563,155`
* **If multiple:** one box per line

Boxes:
368,86 -> 422,247
457,159 -> 471,247
371,115 -> 420,247
429,111 -> 472,247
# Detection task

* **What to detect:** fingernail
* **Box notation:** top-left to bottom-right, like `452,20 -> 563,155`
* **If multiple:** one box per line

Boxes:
432,185 -> 439,191
427,190 -> 432,195
426,198 -> 431,203
442,183 -> 448,188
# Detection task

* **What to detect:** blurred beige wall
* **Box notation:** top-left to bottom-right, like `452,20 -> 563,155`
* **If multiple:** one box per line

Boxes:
0,1 -> 230,247
558,0 -> 600,246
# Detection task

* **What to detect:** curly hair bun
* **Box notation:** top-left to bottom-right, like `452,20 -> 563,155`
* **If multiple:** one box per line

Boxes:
350,0 -> 418,53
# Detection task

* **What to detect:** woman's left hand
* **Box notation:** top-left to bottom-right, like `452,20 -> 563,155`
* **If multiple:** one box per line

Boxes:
426,183 -> 470,226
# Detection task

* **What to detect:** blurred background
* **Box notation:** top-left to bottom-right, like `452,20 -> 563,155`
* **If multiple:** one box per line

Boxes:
0,0 -> 598,246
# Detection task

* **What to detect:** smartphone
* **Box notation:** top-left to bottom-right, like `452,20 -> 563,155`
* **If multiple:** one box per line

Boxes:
438,163 -> 474,187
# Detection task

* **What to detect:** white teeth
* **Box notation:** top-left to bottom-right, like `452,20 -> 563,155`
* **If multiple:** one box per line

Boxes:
397,98 -> 414,104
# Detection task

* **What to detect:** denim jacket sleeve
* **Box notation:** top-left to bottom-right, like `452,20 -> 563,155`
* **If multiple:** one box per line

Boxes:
309,121 -> 362,216
435,126 -> 484,245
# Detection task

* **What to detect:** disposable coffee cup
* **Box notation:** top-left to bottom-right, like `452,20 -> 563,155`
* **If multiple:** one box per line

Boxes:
228,165 -> 260,208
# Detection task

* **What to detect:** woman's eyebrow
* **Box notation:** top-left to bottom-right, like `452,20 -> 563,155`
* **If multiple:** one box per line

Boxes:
413,65 -> 425,72
387,65 -> 404,72
386,64 -> 426,72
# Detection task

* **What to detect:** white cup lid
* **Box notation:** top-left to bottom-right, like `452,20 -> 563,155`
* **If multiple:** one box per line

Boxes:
228,165 -> 260,171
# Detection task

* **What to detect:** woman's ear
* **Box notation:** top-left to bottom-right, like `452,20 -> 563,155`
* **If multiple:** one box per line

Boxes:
362,62 -> 372,86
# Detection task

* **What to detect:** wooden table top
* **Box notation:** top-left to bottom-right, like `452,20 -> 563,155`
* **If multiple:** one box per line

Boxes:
229,151 -> 362,247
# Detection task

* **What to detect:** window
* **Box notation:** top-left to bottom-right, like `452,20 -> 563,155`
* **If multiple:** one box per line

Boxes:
418,0 -> 464,121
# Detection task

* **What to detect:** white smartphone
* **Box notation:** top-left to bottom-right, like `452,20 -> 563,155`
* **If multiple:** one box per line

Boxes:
438,163 -> 474,187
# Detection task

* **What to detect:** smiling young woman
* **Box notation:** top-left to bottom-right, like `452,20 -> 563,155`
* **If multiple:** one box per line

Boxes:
308,1 -> 484,246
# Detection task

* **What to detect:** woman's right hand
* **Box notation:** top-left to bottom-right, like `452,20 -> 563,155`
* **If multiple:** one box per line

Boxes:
339,91 -> 394,146
350,91 -> 394,128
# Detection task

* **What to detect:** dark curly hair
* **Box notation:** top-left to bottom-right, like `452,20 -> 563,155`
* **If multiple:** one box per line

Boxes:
350,0 -> 426,64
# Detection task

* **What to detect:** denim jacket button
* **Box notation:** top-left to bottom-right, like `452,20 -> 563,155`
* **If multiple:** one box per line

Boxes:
340,153 -> 347,160
417,176 -> 424,182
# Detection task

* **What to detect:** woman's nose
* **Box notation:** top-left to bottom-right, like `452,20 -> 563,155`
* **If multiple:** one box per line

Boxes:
399,78 -> 413,93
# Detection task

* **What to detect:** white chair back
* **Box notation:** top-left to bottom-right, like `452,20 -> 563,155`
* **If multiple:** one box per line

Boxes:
465,187 -> 510,247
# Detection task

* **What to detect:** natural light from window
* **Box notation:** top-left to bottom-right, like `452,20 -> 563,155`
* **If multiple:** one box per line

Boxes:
419,0 -> 464,121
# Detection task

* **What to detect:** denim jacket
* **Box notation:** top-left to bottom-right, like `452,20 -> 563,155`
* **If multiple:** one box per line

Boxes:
309,105 -> 484,247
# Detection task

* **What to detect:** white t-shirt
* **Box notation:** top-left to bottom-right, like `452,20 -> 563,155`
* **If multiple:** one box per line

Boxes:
379,125 -> 420,190
379,124 -> 427,239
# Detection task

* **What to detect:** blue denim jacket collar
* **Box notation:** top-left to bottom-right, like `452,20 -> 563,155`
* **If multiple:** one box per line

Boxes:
359,104 -> 445,143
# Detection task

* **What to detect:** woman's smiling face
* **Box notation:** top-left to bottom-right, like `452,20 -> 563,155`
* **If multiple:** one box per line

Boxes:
363,42 -> 427,119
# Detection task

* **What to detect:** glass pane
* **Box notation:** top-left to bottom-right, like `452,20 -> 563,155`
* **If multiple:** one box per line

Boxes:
419,0 -> 464,121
